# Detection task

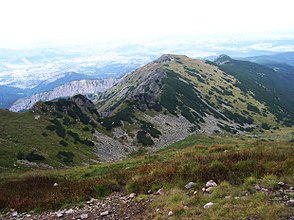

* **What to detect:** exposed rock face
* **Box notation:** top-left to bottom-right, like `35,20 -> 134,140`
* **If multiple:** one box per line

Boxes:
10,78 -> 117,112
153,54 -> 175,63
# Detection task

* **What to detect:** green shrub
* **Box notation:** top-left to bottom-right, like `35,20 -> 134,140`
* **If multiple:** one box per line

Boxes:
137,131 -> 154,145
56,151 -> 74,163
247,104 -> 260,113
16,151 -> 25,160
140,121 -> 161,138
94,184 -> 111,199
26,151 -> 45,162
59,140 -> 68,147
261,123 -> 270,130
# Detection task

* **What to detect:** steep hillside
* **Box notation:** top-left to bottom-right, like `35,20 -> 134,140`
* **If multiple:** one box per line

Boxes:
10,78 -> 117,112
0,95 -> 102,170
94,54 -> 284,152
215,55 -> 294,126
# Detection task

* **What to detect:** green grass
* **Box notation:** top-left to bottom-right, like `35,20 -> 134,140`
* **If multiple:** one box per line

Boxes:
0,109 -> 98,170
217,58 -> 294,126
0,133 -> 293,216
148,179 -> 289,219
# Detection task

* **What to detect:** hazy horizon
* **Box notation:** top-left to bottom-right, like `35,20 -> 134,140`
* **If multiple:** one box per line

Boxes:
0,0 -> 294,49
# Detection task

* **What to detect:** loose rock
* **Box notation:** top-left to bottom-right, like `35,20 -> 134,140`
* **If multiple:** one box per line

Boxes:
156,188 -> 164,195
128,193 -> 136,199
65,209 -> 74,215
56,212 -> 63,218
100,210 -> 109,216
185,182 -> 195,189
204,202 -> 214,209
80,213 -> 88,219
205,187 -> 215,193
11,211 -> 18,217
206,180 -> 217,188
254,184 -> 261,191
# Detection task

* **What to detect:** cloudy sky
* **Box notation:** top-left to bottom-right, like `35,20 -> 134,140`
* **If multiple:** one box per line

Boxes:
0,0 -> 294,48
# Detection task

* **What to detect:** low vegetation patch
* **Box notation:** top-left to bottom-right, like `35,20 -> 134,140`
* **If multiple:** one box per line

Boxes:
0,135 -> 293,217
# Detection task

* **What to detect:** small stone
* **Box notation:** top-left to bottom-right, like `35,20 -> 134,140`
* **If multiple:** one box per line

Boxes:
54,183 -> 58,187
225,195 -> 231,199
65,209 -> 74,214
100,211 -> 109,216
234,196 -> 240,199
206,180 -> 217,188
193,190 -> 198,195
156,188 -> 164,195
278,182 -> 285,186
205,187 -> 215,193
288,199 -> 294,204
11,211 -> 18,217
254,184 -> 261,191
261,188 -> 269,193
290,187 -> 293,190
128,193 -> 136,199
168,211 -> 173,216
80,213 -> 89,219
202,187 -> 206,192
86,198 -> 96,204
56,212 -> 63,218
155,208 -> 160,212
147,189 -> 152,194
184,205 -> 189,210
185,182 -> 195,189
204,202 -> 214,209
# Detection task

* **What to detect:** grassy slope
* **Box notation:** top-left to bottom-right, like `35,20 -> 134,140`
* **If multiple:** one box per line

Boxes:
0,109 -> 98,170
0,132 -> 293,219
161,56 -> 277,127
217,59 -> 294,126
95,55 -> 282,138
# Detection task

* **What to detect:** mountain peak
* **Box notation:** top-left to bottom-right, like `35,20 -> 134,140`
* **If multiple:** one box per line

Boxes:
214,54 -> 233,64
154,54 -> 175,63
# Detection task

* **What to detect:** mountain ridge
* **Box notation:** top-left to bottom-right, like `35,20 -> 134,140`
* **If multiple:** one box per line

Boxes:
10,78 -> 118,112
1,54 -> 294,169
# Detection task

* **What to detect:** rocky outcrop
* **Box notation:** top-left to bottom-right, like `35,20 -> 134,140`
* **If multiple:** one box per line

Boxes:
10,78 -> 117,112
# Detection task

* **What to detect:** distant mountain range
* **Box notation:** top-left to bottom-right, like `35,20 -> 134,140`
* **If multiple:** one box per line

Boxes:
9,78 -> 117,112
0,72 -> 118,109
241,52 -> 294,66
